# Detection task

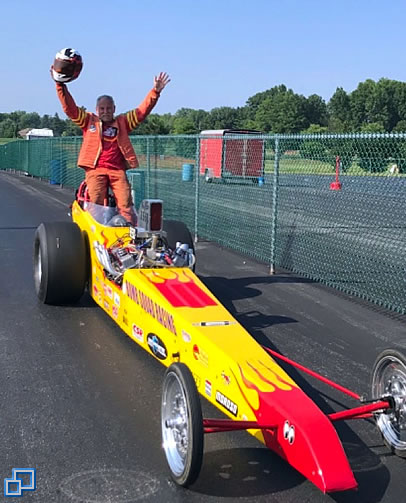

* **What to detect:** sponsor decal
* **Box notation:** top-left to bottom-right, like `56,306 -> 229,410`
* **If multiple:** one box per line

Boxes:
205,380 -> 212,397
114,292 -> 120,307
103,126 -> 117,138
193,344 -> 209,367
221,371 -> 231,385
215,391 -> 238,416
182,330 -> 191,343
193,320 -> 236,327
147,333 -> 167,360
103,299 -> 110,311
140,270 -> 217,308
124,281 -> 177,336
283,420 -> 295,445
132,324 -> 144,343
103,283 -> 113,299
93,284 -> 102,302
112,305 -> 118,319
95,275 -> 101,283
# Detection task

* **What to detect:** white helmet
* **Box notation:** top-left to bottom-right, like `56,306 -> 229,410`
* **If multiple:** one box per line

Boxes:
52,48 -> 83,83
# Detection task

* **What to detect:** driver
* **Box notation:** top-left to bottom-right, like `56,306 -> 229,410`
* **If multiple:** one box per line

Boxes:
53,72 -> 170,225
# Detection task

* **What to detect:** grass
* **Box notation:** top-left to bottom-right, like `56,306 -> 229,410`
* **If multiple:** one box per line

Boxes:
264,157 -> 405,177
0,138 -> 19,145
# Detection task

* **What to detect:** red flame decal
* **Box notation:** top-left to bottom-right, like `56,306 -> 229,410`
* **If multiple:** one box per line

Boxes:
140,270 -> 217,308
247,360 -> 294,390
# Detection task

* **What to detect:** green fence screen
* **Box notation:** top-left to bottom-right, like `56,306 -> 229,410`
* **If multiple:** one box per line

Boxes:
1,133 -> 405,314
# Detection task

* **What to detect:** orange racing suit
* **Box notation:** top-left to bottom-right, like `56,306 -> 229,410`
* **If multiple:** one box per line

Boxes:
55,82 -> 160,223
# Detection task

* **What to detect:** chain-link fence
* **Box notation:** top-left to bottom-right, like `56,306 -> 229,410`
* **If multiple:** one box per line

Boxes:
1,133 -> 405,314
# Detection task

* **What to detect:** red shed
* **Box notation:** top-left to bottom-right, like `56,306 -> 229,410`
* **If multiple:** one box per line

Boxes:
199,129 -> 265,182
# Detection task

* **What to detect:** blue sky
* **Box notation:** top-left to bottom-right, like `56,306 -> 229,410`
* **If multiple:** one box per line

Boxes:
2,0 -> 406,117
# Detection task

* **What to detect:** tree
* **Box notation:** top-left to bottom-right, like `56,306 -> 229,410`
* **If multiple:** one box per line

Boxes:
305,94 -> 328,126
51,113 -> 66,136
300,140 -> 331,163
172,116 -> 197,134
245,89 -> 276,121
62,121 -> 82,136
393,120 -> 406,132
41,114 -> 53,129
328,87 -> 352,131
0,119 -> 16,138
360,122 -> 385,133
133,114 -> 172,135
302,124 -> 328,134
350,79 -> 379,130
19,112 -> 41,130
209,106 -> 240,130
255,86 -> 308,133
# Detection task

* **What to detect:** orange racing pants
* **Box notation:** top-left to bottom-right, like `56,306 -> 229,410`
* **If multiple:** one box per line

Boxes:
85,168 -> 137,225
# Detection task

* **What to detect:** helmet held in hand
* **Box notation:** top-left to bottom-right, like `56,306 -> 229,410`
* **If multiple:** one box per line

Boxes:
52,48 -> 83,83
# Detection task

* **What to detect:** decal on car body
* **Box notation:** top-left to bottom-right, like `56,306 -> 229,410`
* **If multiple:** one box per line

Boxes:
215,391 -> 238,416
132,324 -> 144,343
124,281 -> 177,336
147,333 -> 167,360
140,270 -> 217,308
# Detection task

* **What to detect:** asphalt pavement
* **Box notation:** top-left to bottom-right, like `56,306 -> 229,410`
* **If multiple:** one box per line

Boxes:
1,170 -> 406,502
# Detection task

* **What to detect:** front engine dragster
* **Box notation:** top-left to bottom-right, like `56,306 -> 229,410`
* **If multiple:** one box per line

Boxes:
32,182 -> 406,494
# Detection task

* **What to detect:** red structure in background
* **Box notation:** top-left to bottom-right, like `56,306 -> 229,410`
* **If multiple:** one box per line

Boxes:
330,155 -> 342,190
199,130 -> 265,182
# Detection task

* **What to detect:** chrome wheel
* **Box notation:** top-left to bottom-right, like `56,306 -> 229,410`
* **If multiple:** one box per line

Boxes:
34,245 -> 42,293
372,350 -> 406,457
162,372 -> 190,477
35,247 -> 42,285
161,363 -> 203,486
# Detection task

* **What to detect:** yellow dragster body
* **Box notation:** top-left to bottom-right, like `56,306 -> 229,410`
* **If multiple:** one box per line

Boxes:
70,200 -> 357,494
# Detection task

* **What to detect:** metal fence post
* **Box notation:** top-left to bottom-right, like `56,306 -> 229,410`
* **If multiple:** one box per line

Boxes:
194,135 -> 200,242
27,139 -> 31,177
146,137 -> 151,198
270,136 -> 280,274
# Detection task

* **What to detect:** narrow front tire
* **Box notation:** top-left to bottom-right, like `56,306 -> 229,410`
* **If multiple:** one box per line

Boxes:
161,362 -> 204,486
371,349 -> 406,458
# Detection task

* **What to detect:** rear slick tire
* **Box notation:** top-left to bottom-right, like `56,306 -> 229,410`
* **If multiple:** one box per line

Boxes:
33,221 -> 87,304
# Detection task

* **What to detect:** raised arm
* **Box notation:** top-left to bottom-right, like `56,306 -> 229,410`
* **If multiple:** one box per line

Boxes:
125,72 -> 170,131
54,82 -> 88,129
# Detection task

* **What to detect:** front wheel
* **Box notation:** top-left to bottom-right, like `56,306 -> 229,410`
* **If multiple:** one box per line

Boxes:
161,362 -> 204,486
371,349 -> 406,457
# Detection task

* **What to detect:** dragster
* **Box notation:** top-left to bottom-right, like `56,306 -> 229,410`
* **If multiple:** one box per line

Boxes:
33,182 -> 406,493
